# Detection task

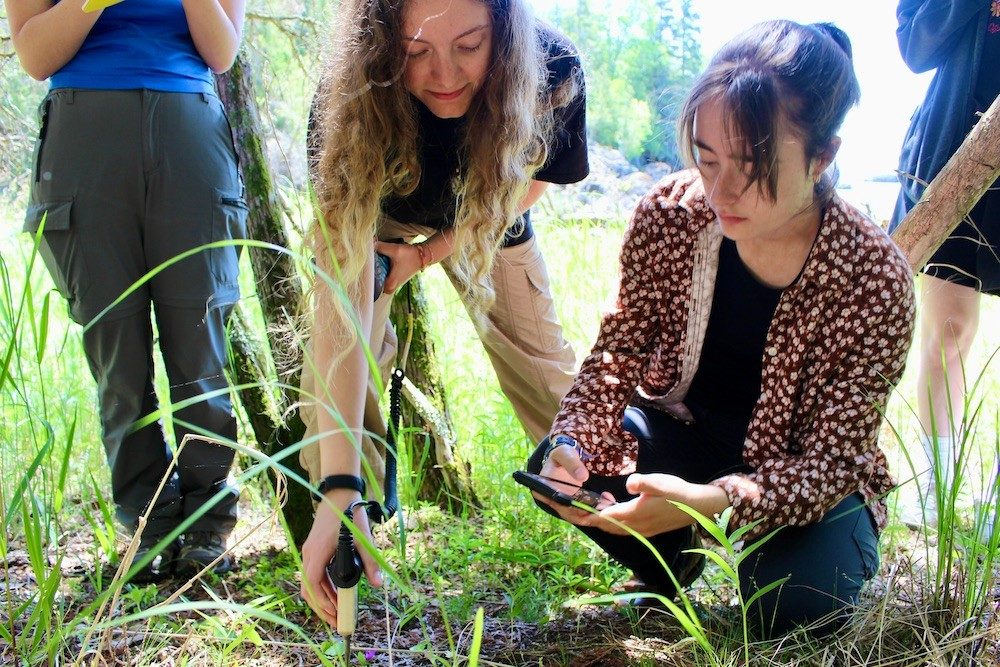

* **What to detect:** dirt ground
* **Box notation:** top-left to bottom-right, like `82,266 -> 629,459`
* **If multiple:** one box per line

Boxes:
3,502 -> 998,666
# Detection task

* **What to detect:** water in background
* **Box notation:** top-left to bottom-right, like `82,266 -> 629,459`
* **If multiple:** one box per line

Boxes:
838,180 -> 901,228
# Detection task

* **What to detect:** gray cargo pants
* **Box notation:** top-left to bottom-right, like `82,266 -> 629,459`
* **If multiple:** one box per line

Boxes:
23,89 -> 246,538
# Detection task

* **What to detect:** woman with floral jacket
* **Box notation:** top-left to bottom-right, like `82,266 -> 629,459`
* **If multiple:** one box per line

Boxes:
525,20 -> 915,637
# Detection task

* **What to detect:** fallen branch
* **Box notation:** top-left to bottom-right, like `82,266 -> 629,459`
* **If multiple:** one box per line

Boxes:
892,95 -> 1000,272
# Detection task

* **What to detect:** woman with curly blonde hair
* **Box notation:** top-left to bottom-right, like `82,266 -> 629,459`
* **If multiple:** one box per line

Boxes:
299,0 -> 588,624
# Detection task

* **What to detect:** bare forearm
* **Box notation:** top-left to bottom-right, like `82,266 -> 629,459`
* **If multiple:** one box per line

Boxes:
687,483 -> 731,519
180,0 -> 246,73
312,255 -> 374,477
5,0 -> 101,81
313,347 -> 368,478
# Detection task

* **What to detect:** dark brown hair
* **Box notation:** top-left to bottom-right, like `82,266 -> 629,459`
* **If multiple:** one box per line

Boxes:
678,20 -> 860,202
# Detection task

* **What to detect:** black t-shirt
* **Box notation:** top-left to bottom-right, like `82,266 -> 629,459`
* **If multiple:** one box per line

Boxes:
308,26 -> 589,247
684,238 -> 784,434
974,2 -> 1000,113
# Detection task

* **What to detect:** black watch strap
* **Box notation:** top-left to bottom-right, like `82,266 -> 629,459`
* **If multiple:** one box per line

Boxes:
317,474 -> 366,497
542,434 -> 578,465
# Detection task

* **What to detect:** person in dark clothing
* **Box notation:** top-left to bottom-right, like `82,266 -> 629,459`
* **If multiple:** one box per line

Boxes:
6,0 -> 248,581
889,0 -> 999,532
298,0 -> 589,627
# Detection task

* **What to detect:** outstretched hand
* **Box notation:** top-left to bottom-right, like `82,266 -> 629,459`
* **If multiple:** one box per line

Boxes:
593,473 -> 730,536
534,459 -> 730,538
300,491 -> 383,626
592,474 -> 701,536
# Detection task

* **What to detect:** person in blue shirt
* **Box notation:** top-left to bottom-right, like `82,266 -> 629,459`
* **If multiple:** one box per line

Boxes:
6,0 -> 248,581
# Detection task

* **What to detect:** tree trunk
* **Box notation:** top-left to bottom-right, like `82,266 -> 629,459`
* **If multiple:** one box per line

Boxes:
389,279 -> 480,511
892,96 -> 1000,271
227,303 -> 315,540
215,57 -> 312,544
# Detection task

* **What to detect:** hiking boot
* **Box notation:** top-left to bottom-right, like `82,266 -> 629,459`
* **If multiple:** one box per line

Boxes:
126,535 -> 181,584
176,531 -> 233,576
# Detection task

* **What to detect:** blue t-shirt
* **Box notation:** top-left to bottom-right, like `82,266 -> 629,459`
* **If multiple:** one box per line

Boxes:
50,0 -> 214,93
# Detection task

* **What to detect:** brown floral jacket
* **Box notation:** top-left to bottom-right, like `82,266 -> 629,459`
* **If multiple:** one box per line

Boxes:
551,170 -> 916,536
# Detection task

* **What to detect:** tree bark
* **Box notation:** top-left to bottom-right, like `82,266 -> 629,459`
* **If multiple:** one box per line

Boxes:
227,303 -> 315,538
389,279 -> 480,511
892,96 -> 1000,271
215,57 -> 313,543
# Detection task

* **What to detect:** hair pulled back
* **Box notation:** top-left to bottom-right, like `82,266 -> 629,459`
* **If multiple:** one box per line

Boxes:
678,20 -> 860,202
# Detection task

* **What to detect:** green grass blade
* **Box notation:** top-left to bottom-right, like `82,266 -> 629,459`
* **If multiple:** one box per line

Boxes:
34,290 -> 51,364
4,422 -> 55,529
685,546 -> 737,582
52,411 -> 77,514
466,606 -> 484,667
742,575 -> 789,610
670,500 -> 730,547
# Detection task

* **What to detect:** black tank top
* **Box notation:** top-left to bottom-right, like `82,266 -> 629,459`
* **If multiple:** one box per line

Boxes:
684,237 -> 784,433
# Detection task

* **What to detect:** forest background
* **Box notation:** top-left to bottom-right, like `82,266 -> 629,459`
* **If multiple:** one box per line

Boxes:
1,1 -> 998,665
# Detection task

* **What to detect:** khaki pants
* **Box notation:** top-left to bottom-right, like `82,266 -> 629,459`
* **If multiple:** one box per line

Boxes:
300,218 -> 577,488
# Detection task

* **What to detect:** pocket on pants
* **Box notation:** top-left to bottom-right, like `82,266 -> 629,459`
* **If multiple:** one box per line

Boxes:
524,252 -> 552,295
850,507 -> 880,581
210,188 -> 248,286
23,199 -> 91,313
494,240 -> 565,356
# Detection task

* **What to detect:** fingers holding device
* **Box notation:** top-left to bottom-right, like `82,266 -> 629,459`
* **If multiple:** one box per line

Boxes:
512,470 -> 612,509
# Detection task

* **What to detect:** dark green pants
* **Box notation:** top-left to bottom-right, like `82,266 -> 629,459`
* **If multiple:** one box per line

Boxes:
24,89 -> 247,537
528,405 -> 880,638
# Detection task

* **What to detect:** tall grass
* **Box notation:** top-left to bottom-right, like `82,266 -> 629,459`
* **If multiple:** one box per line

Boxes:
0,221 -> 83,664
2,197 -> 999,665
884,349 -> 1000,658
0,216 -> 499,665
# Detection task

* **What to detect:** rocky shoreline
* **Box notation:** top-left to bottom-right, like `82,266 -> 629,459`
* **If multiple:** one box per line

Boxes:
540,144 -> 675,223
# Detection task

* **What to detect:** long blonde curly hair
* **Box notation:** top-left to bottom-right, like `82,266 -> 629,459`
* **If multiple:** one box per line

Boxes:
310,0 -> 576,344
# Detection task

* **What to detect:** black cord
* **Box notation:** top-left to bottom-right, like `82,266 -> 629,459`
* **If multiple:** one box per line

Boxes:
367,366 -> 404,524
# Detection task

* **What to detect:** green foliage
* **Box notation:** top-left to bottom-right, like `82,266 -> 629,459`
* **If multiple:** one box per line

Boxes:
2,202 -> 1000,664
2,2 -> 999,663
886,348 -> 1000,649
547,0 -> 703,164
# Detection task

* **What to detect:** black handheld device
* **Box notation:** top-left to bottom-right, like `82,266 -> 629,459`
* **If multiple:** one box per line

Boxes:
326,521 -> 363,589
512,470 -> 607,509
374,251 -> 392,300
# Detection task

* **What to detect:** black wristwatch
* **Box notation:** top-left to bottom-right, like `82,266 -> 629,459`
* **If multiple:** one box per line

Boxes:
316,474 -> 366,498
